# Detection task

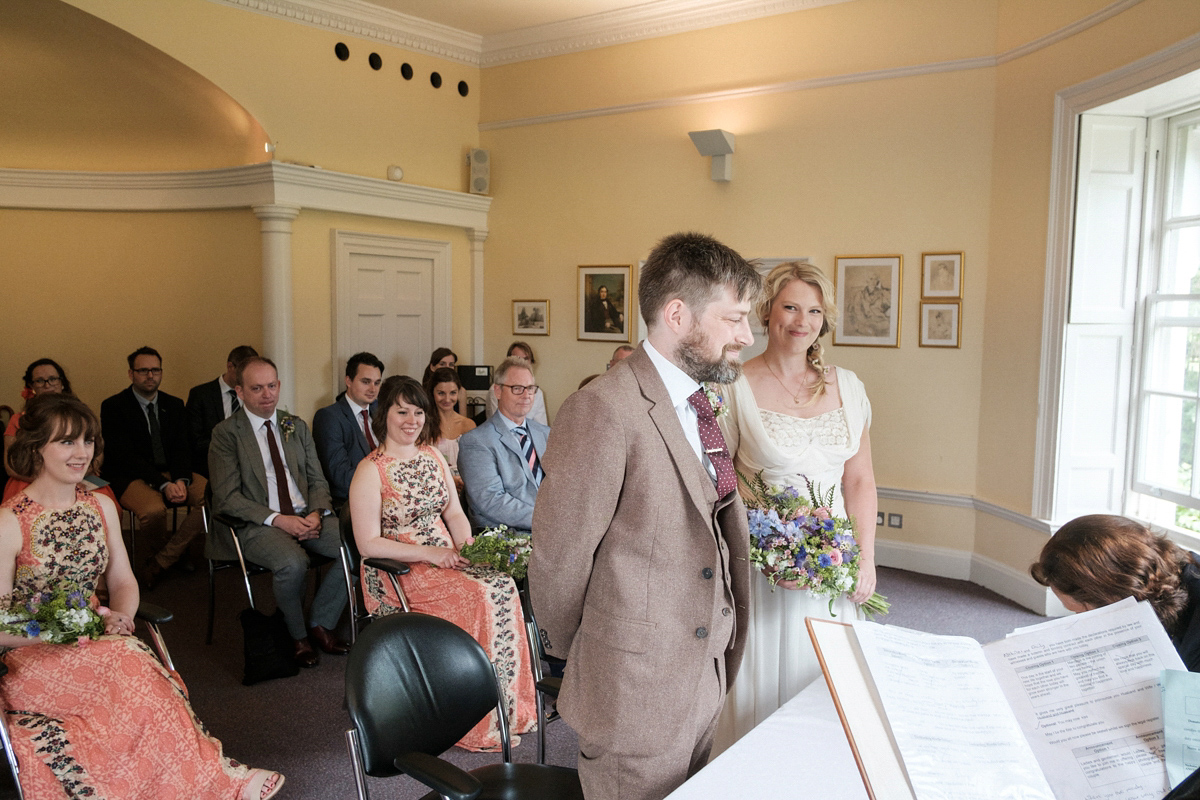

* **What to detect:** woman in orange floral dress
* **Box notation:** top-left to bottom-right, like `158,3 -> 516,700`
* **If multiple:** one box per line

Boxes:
0,393 -> 282,800
349,376 -> 536,752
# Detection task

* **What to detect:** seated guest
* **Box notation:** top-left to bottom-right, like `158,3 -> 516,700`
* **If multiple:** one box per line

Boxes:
608,344 -> 634,369
459,356 -> 548,532
423,366 -> 476,493
186,344 -> 259,479
100,346 -> 206,589
422,346 -> 458,385
3,358 -> 119,506
208,357 -> 349,667
1031,514 -> 1200,670
312,351 -> 384,508
348,376 -> 536,751
485,341 -> 549,426
0,392 -> 283,799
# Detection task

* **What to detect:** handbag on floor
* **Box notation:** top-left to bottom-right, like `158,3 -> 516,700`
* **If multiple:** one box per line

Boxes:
239,608 -> 299,685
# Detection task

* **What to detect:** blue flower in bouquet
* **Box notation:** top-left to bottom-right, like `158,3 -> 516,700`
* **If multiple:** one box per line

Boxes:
794,550 -> 808,569
821,519 -> 835,531
24,620 -> 40,638
68,590 -> 84,609
765,508 -> 784,532
818,553 -> 833,568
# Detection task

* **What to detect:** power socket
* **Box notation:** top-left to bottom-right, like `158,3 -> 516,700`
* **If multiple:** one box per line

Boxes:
887,513 -> 903,528
876,512 -> 885,525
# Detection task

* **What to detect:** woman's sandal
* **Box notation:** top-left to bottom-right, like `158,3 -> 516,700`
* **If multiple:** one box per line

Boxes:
242,769 -> 285,800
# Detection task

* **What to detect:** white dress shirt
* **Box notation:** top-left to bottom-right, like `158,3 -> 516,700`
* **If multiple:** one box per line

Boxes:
643,340 -> 716,482
219,376 -> 237,419
343,395 -> 371,442
244,407 -> 307,525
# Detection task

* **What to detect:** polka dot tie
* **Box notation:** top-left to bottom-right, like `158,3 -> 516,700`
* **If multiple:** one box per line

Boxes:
687,389 -> 736,498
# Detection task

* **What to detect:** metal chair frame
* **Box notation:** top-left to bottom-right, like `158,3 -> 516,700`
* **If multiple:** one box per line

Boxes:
337,512 -> 411,644
0,602 -> 176,799
518,587 -> 562,765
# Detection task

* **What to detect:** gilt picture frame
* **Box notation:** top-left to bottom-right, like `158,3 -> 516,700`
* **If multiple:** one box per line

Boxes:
921,252 -> 963,299
833,255 -> 902,347
919,302 -> 961,348
579,265 -> 632,342
512,300 -> 549,336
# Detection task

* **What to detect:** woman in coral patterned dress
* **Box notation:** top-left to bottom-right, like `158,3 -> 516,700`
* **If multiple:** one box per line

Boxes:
0,393 -> 282,800
349,375 -> 536,752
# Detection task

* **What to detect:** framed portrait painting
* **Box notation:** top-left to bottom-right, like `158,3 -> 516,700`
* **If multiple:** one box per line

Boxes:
833,255 -> 902,347
919,302 -> 961,347
512,300 -> 549,336
921,252 -> 963,299
579,265 -> 632,342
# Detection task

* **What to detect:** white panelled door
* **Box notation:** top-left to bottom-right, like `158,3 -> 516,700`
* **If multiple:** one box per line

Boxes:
333,231 -> 452,389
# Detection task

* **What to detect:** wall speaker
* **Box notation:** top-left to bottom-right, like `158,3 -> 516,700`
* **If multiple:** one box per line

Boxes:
468,148 -> 490,195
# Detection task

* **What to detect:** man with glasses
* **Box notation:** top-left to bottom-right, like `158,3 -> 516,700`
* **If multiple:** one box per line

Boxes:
101,346 -> 206,589
458,356 -> 549,532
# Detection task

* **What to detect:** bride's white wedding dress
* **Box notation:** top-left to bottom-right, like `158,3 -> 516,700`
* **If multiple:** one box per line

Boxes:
713,366 -> 872,753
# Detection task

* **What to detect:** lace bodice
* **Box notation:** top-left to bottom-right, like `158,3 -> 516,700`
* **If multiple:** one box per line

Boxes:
758,407 -> 851,451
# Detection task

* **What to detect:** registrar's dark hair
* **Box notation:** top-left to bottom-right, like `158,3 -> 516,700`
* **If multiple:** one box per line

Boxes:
373,376 -> 439,447
126,346 -> 161,369
638,232 -> 763,330
1031,514 -> 1195,633
346,352 -> 385,379
9,393 -> 103,480
22,358 -> 73,396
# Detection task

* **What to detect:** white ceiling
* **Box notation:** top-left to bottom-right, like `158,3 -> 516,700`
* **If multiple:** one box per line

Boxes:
364,0 -> 655,38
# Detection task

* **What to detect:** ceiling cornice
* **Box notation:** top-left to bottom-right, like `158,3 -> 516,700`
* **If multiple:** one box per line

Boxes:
207,0 -> 856,67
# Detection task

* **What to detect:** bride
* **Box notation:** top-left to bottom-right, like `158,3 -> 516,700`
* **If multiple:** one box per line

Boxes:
714,260 -> 878,751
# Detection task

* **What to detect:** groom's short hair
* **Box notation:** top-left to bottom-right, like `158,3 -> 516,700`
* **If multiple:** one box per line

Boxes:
639,232 -> 762,331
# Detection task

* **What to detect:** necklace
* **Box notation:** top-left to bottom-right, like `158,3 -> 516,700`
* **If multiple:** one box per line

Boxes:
764,360 -> 817,405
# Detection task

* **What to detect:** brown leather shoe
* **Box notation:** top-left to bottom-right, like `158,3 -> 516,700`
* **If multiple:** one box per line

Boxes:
293,637 -> 319,668
308,625 -> 350,655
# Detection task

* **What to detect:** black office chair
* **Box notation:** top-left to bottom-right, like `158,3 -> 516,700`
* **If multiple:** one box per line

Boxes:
345,612 -> 583,800
1,601 -> 176,799
338,515 -> 410,644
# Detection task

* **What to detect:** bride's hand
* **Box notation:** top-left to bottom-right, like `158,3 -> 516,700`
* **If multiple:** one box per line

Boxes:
850,559 -> 877,603
761,566 -> 802,591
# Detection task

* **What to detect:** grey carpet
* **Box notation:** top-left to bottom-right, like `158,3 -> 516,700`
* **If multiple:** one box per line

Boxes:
0,563 -> 1046,798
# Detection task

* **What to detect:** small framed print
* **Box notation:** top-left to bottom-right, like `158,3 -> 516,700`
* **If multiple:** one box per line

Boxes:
512,300 -> 549,336
579,265 -> 632,342
833,255 -> 902,347
921,252 -> 963,299
919,302 -> 961,348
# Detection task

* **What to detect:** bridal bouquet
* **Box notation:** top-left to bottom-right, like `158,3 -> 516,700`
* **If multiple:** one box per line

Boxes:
0,583 -> 106,644
740,471 -> 890,619
460,525 -> 532,581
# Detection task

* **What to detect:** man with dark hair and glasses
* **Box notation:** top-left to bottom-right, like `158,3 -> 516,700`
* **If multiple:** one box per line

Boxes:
457,355 -> 549,532
101,346 -> 206,589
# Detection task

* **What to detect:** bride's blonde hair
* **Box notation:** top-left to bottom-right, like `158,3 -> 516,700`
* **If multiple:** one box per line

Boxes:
756,261 -> 837,404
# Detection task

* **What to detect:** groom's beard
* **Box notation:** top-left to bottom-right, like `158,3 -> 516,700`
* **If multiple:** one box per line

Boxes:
676,325 -> 744,384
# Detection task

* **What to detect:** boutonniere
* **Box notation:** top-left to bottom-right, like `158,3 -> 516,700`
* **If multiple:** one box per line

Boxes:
702,383 -> 728,419
277,411 -> 297,442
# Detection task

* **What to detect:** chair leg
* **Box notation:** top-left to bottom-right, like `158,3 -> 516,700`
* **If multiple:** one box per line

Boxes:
124,509 -> 138,569
0,709 -> 26,800
230,530 -> 256,610
339,547 -> 359,645
491,665 -> 513,764
345,728 -> 371,800
141,621 -> 176,674
206,558 -> 217,645
536,690 -> 548,765
385,574 -> 411,614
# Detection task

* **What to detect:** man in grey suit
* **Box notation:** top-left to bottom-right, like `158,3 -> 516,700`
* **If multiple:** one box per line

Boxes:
530,232 -> 761,800
457,357 -> 548,532
312,352 -> 384,508
208,356 -> 349,668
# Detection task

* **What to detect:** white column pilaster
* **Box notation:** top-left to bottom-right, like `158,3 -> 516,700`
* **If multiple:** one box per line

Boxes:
468,228 -> 488,364
252,204 -> 301,412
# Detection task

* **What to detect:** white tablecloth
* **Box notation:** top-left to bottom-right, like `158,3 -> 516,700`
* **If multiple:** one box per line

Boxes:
666,676 -> 869,799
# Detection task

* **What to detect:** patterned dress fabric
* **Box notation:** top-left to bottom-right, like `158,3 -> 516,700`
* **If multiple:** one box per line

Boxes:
361,448 -> 537,751
0,487 -> 251,799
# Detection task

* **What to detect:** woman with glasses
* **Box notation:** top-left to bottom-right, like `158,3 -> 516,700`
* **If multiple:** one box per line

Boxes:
3,359 -> 121,505
348,376 -> 537,751
485,341 -> 549,426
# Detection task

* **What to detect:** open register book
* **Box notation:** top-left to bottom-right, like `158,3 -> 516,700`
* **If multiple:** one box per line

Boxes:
808,598 -> 1186,800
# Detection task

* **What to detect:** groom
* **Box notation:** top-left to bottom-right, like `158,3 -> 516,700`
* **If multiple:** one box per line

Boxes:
530,232 -> 762,800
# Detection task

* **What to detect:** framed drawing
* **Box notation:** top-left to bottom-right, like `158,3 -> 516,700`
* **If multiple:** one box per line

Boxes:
512,300 -> 549,336
921,252 -> 963,299
579,265 -> 632,342
833,255 -> 902,347
919,302 -> 961,348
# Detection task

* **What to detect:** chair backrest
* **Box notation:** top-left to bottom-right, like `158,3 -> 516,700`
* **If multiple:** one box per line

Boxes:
345,612 -> 501,777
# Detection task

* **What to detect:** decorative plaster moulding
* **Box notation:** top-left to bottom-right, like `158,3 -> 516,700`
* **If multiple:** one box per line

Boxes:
207,0 -> 856,67
0,162 -> 491,231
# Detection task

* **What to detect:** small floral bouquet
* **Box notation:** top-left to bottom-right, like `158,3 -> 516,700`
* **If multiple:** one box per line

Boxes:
277,411 -> 297,442
460,525 -> 532,581
741,470 -> 890,619
0,583 -> 107,644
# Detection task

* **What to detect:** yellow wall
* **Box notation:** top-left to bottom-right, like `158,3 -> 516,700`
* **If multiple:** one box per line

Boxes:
0,208 -> 262,410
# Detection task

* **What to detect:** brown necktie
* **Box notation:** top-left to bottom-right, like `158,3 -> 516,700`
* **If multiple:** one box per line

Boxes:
361,409 -> 376,450
687,389 -> 736,498
265,420 -> 295,515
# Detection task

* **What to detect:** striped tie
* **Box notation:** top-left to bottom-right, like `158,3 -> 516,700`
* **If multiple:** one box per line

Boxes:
514,425 -> 544,486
